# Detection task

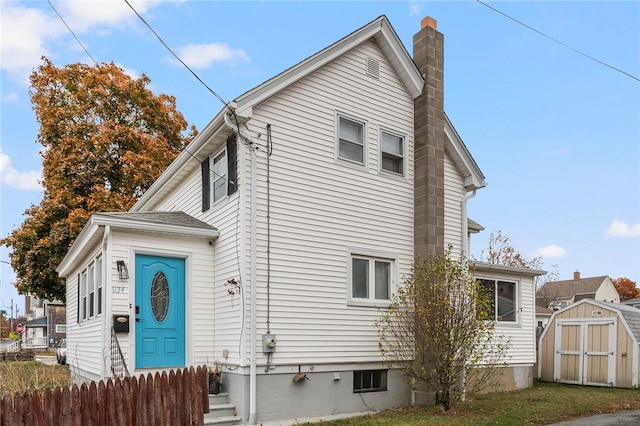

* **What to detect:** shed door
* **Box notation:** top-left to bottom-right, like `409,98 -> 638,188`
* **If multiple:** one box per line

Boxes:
554,320 -> 616,386
135,254 -> 185,368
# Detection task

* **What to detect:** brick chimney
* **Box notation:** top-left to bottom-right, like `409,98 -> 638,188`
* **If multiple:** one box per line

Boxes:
573,270 -> 581,281
414,16 -> 445,257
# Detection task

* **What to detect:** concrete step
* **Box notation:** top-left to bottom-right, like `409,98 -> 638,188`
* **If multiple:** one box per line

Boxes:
204,414 -> 242,426
209,391 -> 231,405
204,392 -> 240,425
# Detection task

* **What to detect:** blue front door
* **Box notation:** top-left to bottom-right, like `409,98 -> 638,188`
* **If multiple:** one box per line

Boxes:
135,255 -> 185,368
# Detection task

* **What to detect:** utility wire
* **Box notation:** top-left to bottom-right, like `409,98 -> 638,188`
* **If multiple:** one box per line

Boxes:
48,0 -> 97,64
476,0 -> 640,83
124,0 -> 232,109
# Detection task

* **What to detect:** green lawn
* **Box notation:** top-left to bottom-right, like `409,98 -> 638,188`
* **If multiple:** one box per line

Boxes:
318,382 -> 640,425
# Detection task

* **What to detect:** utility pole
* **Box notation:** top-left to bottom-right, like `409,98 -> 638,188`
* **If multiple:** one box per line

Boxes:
10,298 -> 13,332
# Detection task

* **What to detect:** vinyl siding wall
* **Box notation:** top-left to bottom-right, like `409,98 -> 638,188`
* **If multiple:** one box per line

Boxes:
65,243 -> 107,382
475,268 -> 537,365
444,154 -> 464,258
239,40 -> 415,366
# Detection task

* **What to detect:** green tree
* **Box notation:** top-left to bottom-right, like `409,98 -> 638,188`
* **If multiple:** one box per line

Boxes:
377,251 -> 509,411
1,58 -> 196,301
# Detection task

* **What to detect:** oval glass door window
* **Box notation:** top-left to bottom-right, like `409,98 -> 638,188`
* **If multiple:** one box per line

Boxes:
151,272 -> 170,322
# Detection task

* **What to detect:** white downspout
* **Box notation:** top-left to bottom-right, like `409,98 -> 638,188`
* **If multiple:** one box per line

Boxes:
461,189 -> 477,258
102,225 -> 111,379
223,112 -> 258,424
248,144 -> 258,425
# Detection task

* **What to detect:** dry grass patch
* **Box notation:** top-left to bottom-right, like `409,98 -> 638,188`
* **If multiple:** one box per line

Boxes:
0,361 -> 71,395
318,382 -> 640,425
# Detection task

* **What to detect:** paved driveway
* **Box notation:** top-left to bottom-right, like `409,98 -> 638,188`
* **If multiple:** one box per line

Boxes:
548,410 -> 640,426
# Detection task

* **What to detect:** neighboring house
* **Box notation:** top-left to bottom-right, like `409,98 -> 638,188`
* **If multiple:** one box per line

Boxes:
20,296 -> 66,350
536,271 -> 620,310
535,305 -> 554,328
538,299 -> 640,388
57,16 -> 541,424
623,297 -> 640,309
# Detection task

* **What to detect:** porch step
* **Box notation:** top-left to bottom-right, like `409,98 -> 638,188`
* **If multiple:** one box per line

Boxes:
204,392 -> 240,425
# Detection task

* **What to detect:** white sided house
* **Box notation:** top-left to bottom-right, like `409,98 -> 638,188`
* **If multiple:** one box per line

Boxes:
57,16 -> 540,424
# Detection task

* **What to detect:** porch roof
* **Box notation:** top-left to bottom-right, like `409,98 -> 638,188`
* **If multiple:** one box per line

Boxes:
57,211 -> 219,278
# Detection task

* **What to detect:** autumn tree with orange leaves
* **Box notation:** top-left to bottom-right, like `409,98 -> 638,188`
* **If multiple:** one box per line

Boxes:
613,277 -> 638,302
1,58 -> 196,301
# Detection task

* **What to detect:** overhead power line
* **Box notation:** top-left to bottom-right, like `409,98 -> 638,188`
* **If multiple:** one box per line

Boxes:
123,0 -> 232,108
48,0 -> 97,64
476,0 -> 640,83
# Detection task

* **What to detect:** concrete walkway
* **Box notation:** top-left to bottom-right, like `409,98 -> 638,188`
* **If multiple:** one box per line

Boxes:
548,410 -> 640,426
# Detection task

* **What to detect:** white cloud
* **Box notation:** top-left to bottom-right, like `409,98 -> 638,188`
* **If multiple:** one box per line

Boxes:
410,1 -> 421,16
606,220 -> 640,238
0,0 -> 162,84
174,43 -> 249,69
0,2 -> 66,83
2,92 -> 19,103
535,245 -> 568,258
0,150 -> 42,191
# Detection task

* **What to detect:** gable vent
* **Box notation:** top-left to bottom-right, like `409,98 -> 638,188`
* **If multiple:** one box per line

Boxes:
366,57 -> 380,79
592,310 -> 603,317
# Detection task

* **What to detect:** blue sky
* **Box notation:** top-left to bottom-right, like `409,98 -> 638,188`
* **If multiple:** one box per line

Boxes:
1,1 -> 639,314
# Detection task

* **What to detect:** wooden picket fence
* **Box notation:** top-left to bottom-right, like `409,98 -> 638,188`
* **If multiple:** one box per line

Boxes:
0,365 -> 210,426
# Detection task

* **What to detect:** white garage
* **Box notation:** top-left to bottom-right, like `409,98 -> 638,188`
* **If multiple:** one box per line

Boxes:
538,299 -> 640,388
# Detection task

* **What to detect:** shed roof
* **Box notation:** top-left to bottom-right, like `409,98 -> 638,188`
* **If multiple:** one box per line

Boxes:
589,300 -> 640,341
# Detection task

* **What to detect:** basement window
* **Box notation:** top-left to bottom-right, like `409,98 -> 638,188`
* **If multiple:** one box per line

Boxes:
353,370 -> 387,393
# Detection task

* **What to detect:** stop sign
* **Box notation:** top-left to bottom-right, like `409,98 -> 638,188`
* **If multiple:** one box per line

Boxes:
16,323 -> 23,334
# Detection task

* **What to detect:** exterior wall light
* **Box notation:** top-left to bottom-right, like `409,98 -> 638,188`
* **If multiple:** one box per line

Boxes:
116,260 -> 129,280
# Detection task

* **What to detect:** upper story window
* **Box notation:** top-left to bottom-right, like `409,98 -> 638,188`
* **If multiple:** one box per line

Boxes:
202,134 -> 238,212
478,279 -> 518,322
380,130 -> 404,175
213,150 -> 227,203
348,250 -> 396,306
337,116 -> 366,165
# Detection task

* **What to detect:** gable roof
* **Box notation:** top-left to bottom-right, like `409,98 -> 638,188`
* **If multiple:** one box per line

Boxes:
131,15 -> 485,212
537,276 -> 610,299
232,15 -> 424,117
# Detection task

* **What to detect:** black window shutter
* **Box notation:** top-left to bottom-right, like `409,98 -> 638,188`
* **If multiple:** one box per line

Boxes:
227,134 -> 238,195
201,157 -> 210,211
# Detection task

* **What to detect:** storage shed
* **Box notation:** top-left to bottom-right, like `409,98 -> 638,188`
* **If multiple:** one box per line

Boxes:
538,299 -> 640,388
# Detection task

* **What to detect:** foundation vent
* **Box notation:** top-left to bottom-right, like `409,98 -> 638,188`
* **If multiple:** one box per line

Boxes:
366,57 -> 380,79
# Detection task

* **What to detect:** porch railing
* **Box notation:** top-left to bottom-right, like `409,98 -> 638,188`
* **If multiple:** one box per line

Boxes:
110,327 -> 130,378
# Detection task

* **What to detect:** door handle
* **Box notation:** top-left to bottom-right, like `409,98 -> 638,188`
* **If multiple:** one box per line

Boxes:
136,318 -> 142,322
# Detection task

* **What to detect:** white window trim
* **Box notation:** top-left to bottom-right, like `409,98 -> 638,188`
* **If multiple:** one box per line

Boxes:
80,269 -> 88,321
88,261 -> 95,318
96,255 -> 103,316
347,248 -> 397,307
476,276 -> 521,326
79,254 -> 104,323
378,128 -> 407,177
212,148 -> 228,204
336,113 -> 368,169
